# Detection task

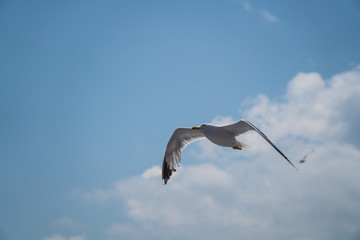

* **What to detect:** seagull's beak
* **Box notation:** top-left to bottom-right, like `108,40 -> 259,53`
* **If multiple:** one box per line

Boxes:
192,126 -> 201,130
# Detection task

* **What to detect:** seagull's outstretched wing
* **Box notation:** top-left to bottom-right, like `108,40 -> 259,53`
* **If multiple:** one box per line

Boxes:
222,119 -> 298,171
162,128 -> 205,184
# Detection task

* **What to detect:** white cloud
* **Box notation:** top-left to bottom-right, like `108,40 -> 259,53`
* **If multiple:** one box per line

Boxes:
105,223 -> 147,240
77,66 -> 360,240
43,234 -> 67,240
244,66 -> 360,145
43,234 -> 86,240
236,1 -> 279,23
260,10 -> 278,22
52,217 -> 86,232
141,165 -> 161,179
69,236 -> 85,240
241,1 -> 251,12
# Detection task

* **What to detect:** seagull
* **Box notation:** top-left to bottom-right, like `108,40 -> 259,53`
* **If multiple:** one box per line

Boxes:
299,149 -> 315,164
162,119 -> 298,184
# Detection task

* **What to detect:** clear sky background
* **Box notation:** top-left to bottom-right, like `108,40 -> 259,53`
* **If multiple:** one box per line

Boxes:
1,1 -> 360,240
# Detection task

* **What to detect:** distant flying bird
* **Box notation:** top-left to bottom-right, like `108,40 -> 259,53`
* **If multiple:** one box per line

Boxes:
162,119 -> 298,184
299,149 -> 315,164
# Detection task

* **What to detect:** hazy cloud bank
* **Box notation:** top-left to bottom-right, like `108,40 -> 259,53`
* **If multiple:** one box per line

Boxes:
77,66 -> 360,240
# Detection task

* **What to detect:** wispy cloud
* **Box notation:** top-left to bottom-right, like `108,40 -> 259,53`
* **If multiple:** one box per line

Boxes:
260,10 -> 278,22
236,1 -> 279,23
43,234 -> 86,240
105,223 -> 147,240
76,66 -> 360,240
241,1 -> 251,12
141,165 -> 161,179
52,217 -> 86,231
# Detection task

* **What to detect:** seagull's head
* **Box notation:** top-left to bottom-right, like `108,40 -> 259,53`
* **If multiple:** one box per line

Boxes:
192,123 -> 208,130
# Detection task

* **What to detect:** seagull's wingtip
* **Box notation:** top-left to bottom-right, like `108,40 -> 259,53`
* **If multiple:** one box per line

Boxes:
290,163 -> 299,171
284,156 -> 298,171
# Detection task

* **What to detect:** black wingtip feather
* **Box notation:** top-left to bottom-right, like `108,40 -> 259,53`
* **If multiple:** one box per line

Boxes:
162,156 -> 174,184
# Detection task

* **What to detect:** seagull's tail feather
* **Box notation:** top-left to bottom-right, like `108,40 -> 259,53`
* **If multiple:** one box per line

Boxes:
237,141 -> 249,149
162,156 -> 175,184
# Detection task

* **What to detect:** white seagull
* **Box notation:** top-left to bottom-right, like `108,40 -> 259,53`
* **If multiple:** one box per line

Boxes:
162,119 -> 297,184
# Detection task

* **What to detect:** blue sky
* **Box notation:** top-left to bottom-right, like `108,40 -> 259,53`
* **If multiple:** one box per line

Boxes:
1,1 -> 360,240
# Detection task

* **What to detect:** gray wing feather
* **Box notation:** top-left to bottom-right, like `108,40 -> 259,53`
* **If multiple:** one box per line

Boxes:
162,128 -> 205,184
221,119 -> 254,136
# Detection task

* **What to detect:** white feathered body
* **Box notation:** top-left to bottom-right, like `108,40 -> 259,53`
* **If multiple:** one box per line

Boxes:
200,125 -> 238,147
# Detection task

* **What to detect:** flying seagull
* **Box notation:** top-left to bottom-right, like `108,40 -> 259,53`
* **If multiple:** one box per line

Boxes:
162,119 -> 298,184
299,149 -> 315,164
